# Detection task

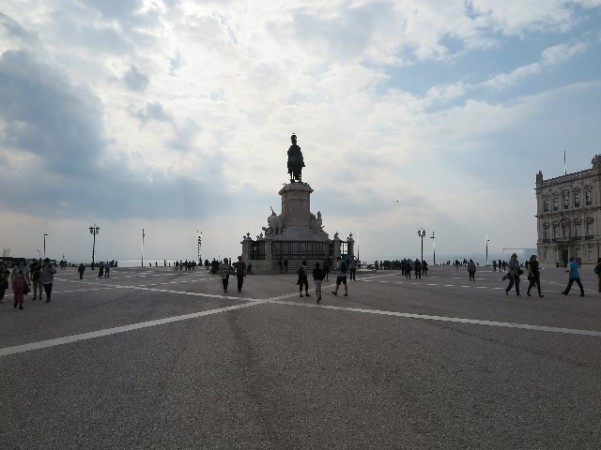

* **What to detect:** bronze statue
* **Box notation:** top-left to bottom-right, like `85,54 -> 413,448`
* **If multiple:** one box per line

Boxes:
287,134 -> 304,182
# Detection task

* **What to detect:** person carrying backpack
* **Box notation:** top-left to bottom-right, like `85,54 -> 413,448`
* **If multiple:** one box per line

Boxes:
332,256 -> 348,297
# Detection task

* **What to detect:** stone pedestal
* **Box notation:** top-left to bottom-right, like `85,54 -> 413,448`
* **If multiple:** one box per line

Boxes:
242,181 -> 352,272
276,182 -> 326,241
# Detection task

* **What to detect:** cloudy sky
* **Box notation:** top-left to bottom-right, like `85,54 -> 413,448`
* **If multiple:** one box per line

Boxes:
1,0 -> 600,264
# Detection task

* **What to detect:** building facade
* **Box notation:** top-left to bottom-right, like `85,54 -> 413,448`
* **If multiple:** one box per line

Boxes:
535,155 -> 601,266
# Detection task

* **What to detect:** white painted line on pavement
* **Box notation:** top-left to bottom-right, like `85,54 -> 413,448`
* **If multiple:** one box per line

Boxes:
0,301 -> 269,357
276,300 -> 601,337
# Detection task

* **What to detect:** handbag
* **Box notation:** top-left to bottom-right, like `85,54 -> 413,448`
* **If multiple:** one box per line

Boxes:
24,283 -> 30,294
518,269 -> 524,276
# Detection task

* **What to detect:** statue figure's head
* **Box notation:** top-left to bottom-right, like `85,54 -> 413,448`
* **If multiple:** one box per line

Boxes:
291,134 -> 297,143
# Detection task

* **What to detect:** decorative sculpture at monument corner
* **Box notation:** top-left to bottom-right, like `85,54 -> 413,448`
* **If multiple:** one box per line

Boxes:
287,133 -> 305,183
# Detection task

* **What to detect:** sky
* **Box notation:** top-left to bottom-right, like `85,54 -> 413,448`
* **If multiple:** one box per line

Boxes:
1,0 -> 600,264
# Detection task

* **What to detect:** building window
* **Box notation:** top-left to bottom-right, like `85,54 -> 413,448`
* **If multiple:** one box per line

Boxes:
543,199 -> 549,212
574,193 -> 580,208
544,228 -> 549,239
553,198 -> 559,211
553,225 -> 559,238
562,224 -> 570,238
586,191 -> 592,205
586,222 -> 592,236
563,194 -> 569,209
574,225 -> 581,238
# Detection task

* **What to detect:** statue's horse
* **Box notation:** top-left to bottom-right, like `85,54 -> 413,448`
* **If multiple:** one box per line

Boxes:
288,154 -> 302,182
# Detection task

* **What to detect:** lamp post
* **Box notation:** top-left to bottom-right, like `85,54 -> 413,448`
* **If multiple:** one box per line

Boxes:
430,230 -> 436,265
197,230 -> 202,265
43,233 -> 48,259
418,228 -> 426,263
89,224 -> 100,269
141,228 -> 145,267
485,235 -> 490,264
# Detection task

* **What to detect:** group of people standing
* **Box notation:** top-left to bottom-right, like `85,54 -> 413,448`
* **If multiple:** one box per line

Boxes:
296,256 -> 349,303
0,258 -> 56,309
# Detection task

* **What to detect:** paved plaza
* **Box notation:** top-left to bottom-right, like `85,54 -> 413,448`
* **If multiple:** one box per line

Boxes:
1,265 -> 600,449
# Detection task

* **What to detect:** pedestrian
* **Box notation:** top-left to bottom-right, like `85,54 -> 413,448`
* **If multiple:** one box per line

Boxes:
492,260 -> 497,272
313,262 -> 325,303
11,258 -> 30,310
349,257 -> 357,281
331,256 -> 348,297
414,259 -> 422,279
505,253 -> 522,296
104,261 -> 110,278
278,258 -> 283,274
0,261 -> 10,303
526,254 -> 544,297
324,259 -> 331,281
78,263 -> 86,280
235,256 -> 246,292
30,259 -> 42,300
467,259 -> 476,282
284,259 -> 288,273
562,256 -> 585,297
297,260 -> 310,297
219,257 -> 232,293
594,258 -> 601,293
98,263 -> 104,278
41,258 -> 57,303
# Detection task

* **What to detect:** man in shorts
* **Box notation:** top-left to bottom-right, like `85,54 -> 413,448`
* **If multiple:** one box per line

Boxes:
331,256 -> 348,297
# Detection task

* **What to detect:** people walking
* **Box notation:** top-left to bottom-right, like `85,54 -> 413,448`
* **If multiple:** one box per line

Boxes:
78,263 -> 86,280
467,259 -> 476,282
11,258 -> 30,310
41,258 -> 57,303
313,262 -> 325,303
30,259 -> 42,300
235,256 -> 246,292
0,261 -> 10,303
349,257 -> 357,281
414,259 -> 422,279
505,253 -> 522,296
219,258 -> 232,293
297,260 -> 310,297
104,261 -> 110,278
526,255 -> 544,297
332,256 -> 348,297
562,256 -> 585,297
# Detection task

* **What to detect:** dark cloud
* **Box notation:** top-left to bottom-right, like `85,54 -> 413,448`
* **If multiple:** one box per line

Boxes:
123,65 -> 150,91
132,102 -> 172,124
84,0 -> 145,20
0,50 -> 230,222
291,2 -> 397,63
0,50 -> 106,176
0,11 -> 38,45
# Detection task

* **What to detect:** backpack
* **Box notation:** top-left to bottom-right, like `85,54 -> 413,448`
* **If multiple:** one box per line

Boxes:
340,261 -> 347,273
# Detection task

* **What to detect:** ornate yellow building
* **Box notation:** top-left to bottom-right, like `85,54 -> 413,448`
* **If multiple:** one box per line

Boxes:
536,155 -> 601,266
